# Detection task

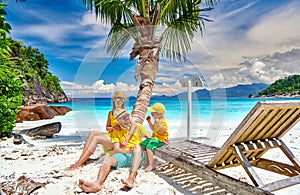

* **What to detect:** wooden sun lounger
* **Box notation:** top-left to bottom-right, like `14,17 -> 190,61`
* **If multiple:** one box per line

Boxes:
155,141 -> 272,194
155,101 -> 300,193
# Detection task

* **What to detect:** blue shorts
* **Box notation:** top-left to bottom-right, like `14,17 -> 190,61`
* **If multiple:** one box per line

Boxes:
112,150 -> 145,169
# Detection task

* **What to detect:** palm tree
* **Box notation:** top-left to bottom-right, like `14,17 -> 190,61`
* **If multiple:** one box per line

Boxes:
0,2 -> 12,58
82,0 -> 218,124
0,3 -> 11,34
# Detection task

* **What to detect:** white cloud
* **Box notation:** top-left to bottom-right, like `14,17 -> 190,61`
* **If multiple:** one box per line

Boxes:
217,48 -> 300,87
217,1 -> 257,21
60,80 -> 140,98
78,12 -> 111,37
199,1 -> 300,66
18,24 -> 75,44
61,80 -> 110,98
61,78 -> 191,97
115,82 -> 139,95
152,81 -> 183,96
91,80 -> 115,92
16,11 -> 109,45
157,46 -> 300,90
246,1 -> 300,48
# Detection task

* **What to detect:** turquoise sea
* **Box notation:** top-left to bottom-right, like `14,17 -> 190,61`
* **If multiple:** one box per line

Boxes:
48,97 -> 300,144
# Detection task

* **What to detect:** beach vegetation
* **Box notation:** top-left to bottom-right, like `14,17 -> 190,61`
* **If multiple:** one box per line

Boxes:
258,75 -> 300,96
82,0 -> 218,123
0,2 -> 24,137
0,65 -> 24,137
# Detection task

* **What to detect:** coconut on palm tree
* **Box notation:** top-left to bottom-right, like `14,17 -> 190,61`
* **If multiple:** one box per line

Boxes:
82,0 -> 217,124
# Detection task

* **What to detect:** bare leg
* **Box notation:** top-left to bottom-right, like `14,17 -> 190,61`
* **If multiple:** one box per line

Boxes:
145,147 -> 154,172
121,145 -> 142,188
66,131 -> 112,170
79,156 -> 117,193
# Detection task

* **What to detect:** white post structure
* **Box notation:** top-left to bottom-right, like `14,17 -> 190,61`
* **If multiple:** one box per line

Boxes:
180,77 -> 203,140
187,80 -> 192,140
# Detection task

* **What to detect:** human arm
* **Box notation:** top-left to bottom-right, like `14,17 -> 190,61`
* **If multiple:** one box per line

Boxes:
121,116 -> 136,147
154,118 -> 167,134
112,142 -> 131,154
146,116 -> 154,131
106,111 -> 121,132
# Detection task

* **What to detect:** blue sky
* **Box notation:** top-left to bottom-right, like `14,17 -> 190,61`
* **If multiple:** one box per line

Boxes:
3,0 -> 300,97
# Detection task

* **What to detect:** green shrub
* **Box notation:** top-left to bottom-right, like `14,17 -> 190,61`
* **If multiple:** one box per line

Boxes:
0,3 -> 24,137
0,65 -> 24,137
259,75 -> 300,96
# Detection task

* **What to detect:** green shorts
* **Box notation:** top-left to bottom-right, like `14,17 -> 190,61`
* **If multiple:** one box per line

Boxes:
140,138 -> 164,151
112,150 -> 145,169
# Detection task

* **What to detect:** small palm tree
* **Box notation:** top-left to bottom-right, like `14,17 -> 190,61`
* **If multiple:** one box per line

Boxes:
0,2 -> 12,58
82,0 -> 217,124
0,3 -> 11,34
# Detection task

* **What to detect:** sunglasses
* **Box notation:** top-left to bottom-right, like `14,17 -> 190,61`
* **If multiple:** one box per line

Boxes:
115,98 -> 125,102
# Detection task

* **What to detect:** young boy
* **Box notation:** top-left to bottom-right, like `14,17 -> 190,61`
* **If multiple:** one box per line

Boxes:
140,102 -> 169,172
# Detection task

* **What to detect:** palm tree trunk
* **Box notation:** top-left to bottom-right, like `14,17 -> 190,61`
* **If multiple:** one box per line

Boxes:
131,51 -> 159,124
130,3 -> 161,124
131,85 -> 153,124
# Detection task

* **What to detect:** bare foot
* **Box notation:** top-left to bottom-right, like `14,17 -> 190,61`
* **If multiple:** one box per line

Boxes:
164,139 -> 169,145
121,178 -> 134,188
145,166 -> 153,172
78,179 -> 103,193
78,179 -> 84,186
65,163 -> 82,171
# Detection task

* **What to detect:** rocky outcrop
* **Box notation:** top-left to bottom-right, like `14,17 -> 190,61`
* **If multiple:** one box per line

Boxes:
23,76 -> 71,105
16,105 -> 72,123
48,106 -> 72,116
16,110 -> 41,121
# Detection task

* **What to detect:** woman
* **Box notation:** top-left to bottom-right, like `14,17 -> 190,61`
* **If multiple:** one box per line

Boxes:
66,91 -> 136,170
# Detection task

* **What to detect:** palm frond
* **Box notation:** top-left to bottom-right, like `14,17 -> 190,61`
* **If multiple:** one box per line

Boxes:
158,0 -> 214,27
105,23 -> 138,59
82,0 -> 218,60
157,0 -> 215,61
82,0 -> 135,24
159,22 -> 194,62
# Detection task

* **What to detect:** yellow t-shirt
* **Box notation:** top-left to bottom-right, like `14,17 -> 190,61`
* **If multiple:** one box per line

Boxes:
127,123 -> 147,149
110,122 -> 147,150
152,117 -> 168,142
110,127 -> 128,146
106,111 -> 119,138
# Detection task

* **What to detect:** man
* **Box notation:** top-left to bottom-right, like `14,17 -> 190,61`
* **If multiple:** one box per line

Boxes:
78,108 -> 149,193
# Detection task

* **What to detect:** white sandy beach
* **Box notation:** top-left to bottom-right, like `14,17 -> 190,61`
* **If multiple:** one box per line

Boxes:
0,137 -> 180,195
1,111 -> 300,194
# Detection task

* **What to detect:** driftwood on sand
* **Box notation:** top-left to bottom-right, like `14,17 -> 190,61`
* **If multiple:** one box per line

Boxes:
15,122 -> 61,138
0,175 -> 47,195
